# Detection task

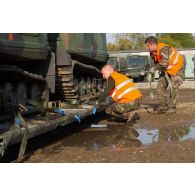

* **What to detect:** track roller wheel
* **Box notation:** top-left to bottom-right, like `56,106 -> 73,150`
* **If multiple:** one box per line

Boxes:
29,84 -> 43,102
16,82 -> 27,107
85,77 -> 92,95
73,77 -> 79,95
78,77 -> 86,96
43,84 -> 49,102
30,82 -> 49,103
2,82 -> 15,112
91,77 -> 97,94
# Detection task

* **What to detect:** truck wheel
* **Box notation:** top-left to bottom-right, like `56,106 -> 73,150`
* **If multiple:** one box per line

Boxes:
133,77 -> 139,82
139,76 -> 145,82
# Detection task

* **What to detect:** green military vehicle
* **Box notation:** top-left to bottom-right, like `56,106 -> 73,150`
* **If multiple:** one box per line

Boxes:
0,33 -> 108,160
108,52 -> 153,82
0,33 -> 108,113
107,55 -> 127,74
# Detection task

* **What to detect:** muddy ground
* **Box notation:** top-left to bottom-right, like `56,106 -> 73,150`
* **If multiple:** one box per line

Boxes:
22,88 -> 195,162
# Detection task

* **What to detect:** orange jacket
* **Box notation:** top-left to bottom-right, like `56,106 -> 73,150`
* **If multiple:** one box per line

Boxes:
110,72 -> 142,103
157,42 -> 184,76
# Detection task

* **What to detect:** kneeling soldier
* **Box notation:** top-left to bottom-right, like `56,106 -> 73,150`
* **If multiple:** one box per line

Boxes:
97,64 -> 142,122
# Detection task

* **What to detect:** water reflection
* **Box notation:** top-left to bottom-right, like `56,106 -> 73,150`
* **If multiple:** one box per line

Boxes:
179,127 -> 195,141
136,128 -> 159,145
136,126 -> 195,145
45,122 -> 195,151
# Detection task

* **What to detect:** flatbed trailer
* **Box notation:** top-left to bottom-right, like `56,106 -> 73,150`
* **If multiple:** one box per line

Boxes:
0,104 -> 97,161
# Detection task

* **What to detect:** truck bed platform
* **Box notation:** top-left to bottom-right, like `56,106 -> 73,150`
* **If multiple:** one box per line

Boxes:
0,104 -> 96,158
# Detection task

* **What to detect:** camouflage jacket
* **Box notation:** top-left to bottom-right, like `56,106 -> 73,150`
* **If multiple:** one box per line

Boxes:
151,46 -> 171,72
98,76 -> 115,103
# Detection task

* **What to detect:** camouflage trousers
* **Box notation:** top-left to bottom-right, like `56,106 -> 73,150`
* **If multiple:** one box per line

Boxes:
106,100 -> 140,119
156,71 -> 183,108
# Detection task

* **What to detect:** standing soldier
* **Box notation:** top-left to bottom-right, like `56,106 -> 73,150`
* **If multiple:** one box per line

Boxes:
145,36 -> 184,114
96,64 -> 142,122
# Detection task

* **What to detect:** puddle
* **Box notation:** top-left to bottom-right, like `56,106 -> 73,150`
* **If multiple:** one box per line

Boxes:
136,126 -> 195,145
178,127 -> 195,141
42,125 -> 195,154
48,125 -> 195,152
45,124 -> 142,151
136,128 -> 159,145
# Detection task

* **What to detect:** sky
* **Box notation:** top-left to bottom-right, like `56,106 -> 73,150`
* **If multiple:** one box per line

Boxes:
106,33 -> 115,43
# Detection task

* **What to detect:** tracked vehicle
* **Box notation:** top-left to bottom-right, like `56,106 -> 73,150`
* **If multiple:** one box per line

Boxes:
0,33 -> 107,113
0,33 -> 108,160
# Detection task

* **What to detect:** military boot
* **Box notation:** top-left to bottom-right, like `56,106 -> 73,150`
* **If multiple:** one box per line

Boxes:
125,112 -> 140,123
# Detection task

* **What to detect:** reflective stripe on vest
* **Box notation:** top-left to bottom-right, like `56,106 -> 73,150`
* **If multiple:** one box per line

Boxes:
117,85 -> 138,100
116,79 -> 131,90
111,79 -> 132,98
167,52 -> 179,69
169,50 -> 175,60
173,52 -> 179,65
111,91 -> 117,98
157,43 -> 183,75
110,71 -> 142,103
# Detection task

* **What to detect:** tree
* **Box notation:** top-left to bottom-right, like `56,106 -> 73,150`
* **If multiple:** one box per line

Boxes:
156,33 -> 195,48
107,42 -> 118,51
127,33 -> 149,49
156,34 -> 182,48
107,34 -> 133,51
107,33 -> 149,51
115,36 -> 133,50
107,33 -> 195,51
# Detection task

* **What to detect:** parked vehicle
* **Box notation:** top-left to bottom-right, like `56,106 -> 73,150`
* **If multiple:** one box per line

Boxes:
108,52 -> 153,81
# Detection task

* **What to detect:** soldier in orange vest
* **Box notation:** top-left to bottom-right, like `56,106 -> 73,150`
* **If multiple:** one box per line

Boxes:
96,64 -> 142,122
145,36 -> 184,114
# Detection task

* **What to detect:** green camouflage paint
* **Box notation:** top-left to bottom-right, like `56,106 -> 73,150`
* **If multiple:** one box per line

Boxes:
0,33 -> 107,63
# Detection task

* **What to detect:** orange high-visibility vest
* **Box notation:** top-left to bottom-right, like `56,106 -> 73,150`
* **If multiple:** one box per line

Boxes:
157,42 -> 184,76
110,72 -> 142,103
